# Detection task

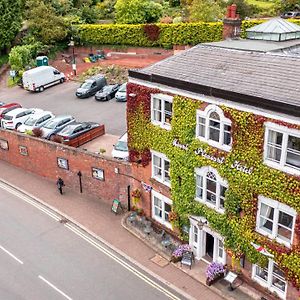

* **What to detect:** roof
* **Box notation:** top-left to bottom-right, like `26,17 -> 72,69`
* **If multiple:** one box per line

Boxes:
246,18 -> 300,34
205,39 -> 300,52
130,45 -> 300,115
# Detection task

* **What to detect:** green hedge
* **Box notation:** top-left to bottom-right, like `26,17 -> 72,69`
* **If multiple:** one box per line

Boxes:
76,19 -> 300,48
76,22 -> 223,48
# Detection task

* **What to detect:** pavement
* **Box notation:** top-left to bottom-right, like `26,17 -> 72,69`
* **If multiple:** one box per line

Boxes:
0,159 -> 268,300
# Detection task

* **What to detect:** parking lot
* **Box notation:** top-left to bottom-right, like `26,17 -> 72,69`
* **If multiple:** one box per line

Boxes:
0,81 -> 127,136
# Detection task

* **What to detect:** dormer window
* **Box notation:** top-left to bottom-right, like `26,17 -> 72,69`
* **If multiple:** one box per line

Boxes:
196,105 -> 232,151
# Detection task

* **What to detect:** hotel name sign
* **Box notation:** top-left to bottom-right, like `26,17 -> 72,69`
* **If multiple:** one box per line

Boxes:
172,139 -> 254,174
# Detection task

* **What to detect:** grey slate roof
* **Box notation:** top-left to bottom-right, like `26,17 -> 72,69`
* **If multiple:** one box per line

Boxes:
246,18 -> 300,34
136,45 -> 300,108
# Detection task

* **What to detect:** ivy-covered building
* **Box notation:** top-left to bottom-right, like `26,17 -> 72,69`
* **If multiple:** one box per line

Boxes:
127,18 -> 300,300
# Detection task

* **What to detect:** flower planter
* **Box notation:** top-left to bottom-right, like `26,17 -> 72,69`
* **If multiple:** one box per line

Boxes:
206,273 -> 224,286
170,256 -> 182,263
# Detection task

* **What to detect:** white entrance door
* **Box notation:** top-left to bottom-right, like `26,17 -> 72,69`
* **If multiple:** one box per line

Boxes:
189,218 -> 226,264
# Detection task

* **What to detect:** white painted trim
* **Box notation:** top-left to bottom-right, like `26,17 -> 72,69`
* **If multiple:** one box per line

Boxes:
129,78 -> 300,126
194,166 -> 227,214
256,196 -> 296,247
252,261 -> 287,300
150,150 -> 171,188
151,190 -> 172,229
263,122 -> 300,176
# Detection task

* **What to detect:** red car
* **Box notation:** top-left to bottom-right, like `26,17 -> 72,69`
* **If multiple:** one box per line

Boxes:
0,103 -> 22,121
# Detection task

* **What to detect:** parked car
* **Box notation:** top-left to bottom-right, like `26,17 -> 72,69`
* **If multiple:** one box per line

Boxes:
22,66 -> 65,92
281,11 -> 300,19
41,115 -> 76,140
56,121 -> 100,141
95,84 -> 120,101
111,132 -> 129,160
0,102 -> 5,107
115,83 -> 127,102
75,75 -> 107,99
0,103 -> 22,121
1,108 -> 41,130
17,111 -> 55,133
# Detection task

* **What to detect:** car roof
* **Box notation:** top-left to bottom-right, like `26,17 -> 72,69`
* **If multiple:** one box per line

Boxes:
51,115 -> 74,121
1,102 -> 20,108
29,111 -> 52,118
5,108 -> 29,116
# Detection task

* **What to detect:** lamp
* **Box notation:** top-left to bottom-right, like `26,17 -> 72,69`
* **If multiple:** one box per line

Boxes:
68,37 -> 76,75
197,220 -> 207,230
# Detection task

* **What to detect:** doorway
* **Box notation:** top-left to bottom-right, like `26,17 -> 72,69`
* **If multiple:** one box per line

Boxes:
205,232 -> 214,259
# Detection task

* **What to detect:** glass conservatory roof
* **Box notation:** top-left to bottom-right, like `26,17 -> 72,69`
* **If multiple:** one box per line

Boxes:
246,18 -> 300,41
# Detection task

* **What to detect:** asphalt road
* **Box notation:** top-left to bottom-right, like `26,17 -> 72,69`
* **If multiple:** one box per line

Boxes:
0,182 -> 185,300
0,82 -> 126,136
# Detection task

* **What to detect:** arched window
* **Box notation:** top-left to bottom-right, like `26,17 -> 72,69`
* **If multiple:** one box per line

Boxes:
195,166 -> 227,213
196,105 -> 232,151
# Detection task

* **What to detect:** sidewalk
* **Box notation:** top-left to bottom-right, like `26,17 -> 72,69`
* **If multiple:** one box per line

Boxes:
0,160 -> 261,300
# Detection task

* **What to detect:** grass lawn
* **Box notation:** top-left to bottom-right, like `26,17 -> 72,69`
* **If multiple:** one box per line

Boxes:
246,0 -> 276,10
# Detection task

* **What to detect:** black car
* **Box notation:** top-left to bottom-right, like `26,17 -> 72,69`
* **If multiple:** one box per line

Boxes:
56,121 -> 99,141
95,84 -> 120,101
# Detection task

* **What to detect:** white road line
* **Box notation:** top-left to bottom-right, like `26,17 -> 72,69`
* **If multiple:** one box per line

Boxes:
65,224 -> 181,300
0,245 -> 23,264
38,275 -> 73,300
0,182 -> 61,221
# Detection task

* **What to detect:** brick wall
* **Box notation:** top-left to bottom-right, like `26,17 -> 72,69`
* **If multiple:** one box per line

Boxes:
0,129 -> 134,205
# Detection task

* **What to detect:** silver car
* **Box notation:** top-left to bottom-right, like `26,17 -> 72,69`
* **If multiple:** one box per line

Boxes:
41,115 -> 76,140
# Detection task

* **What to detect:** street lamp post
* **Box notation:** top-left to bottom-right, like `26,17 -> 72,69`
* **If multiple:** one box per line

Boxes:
69,37 -> 77,76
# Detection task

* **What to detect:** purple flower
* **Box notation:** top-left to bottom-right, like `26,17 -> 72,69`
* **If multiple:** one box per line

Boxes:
206,262 -> 225,281
172,244 -> 192,258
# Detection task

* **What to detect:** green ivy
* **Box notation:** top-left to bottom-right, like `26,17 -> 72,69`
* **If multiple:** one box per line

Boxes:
127,84 -> 300,288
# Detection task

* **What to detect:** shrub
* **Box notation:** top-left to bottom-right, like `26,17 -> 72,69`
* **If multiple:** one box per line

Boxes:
159,16 -> 173,24
51,135 -> 63,143
32,128 -> 43,137
143,24 -> 161,41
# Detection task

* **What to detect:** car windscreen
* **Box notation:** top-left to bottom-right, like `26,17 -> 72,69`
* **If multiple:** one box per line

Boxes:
119,84 -> 126,92
114,141 -> 128,151
102,86 -> 111,92
43,120 -> 58,129
80,82 -> 92,89
2,115 -> 13,120
59,126 -> 76,135
24,117 -> 37,126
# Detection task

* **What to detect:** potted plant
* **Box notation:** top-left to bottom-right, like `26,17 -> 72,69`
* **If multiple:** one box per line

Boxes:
131,188 -> 141,206
205,262 -> 226,286
171,244 -> 191,263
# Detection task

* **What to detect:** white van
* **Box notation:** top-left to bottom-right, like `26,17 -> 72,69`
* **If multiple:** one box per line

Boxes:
112,132 -> 129,160
22,66 -> 65,92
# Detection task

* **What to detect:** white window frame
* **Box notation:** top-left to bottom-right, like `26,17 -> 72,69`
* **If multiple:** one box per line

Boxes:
256,196 -> 296,247
196,105 -> 232,151
151,94 -> 173,130
264,122 -> 300,176
195,166 -> 228,213
252,260 -> 287,299
151,150 -> 171,187
152,190 -> 172,229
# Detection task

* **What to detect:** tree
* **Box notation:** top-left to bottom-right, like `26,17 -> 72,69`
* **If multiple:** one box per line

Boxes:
114,0 -> 163,24
25,0 -> 68,44
188,0 -> 224,22
0,0 -> 23,53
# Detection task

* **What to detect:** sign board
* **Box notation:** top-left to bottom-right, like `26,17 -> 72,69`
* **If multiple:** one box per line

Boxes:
111,199 -> 121,214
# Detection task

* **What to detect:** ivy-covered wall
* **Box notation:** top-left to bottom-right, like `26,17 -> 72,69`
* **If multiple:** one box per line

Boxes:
127,82 -> 300,289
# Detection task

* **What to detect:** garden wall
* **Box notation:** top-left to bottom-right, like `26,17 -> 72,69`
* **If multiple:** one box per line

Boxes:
0,129 -> 133,205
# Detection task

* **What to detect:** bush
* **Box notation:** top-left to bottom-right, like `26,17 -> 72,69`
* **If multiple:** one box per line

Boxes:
32,128 -> 43,137
76,22 -> 223,48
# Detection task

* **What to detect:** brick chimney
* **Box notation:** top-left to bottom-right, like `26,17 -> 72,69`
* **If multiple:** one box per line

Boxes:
222,4 -> 242,40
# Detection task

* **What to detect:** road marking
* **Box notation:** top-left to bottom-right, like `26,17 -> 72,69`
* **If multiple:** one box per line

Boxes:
38,275 -> 73,300
65,224 -> 181,300
0,182 -> 61,221
0,245 -> 23,264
